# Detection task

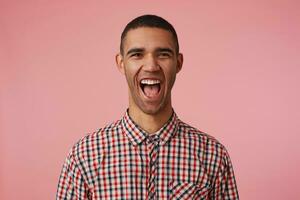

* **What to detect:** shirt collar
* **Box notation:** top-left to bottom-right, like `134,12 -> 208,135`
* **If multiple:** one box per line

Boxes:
121,109 -> 179,146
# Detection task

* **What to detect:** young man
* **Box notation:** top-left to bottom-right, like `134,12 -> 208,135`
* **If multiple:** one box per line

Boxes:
57,15 -> 239,199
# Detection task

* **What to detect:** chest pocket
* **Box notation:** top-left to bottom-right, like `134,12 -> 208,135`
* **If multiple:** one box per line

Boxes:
169,181 -> 211,200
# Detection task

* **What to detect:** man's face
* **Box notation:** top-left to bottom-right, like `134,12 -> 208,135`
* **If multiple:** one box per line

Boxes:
116,27 -> 183,115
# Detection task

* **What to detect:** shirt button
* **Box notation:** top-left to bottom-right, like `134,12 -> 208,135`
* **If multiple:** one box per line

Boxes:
148,135 -> 159,142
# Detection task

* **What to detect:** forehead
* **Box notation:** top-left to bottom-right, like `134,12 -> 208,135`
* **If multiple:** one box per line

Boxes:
123,27 -> 176,52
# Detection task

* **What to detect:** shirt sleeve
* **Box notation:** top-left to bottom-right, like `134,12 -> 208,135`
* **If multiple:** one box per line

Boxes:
56,152 -> 90,200
209,148 -> 239,200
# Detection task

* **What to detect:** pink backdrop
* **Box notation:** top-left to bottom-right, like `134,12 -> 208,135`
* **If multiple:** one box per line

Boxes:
1,1 -> 300,199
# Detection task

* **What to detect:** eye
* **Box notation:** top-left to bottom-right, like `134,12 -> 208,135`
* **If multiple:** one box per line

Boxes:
158,52 -> 171,58
130,53 -> 142,58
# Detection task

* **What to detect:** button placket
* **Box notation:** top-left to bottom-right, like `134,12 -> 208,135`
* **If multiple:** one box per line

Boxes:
147,135 -> 159,199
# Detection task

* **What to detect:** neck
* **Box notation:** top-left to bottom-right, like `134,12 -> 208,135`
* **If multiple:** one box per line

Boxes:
128,104 -> 173,135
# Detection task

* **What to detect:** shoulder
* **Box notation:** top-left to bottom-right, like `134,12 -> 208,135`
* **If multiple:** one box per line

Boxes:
176,119 -> 230,161
67,119 -> 122,163
177,120 -> 223,147
176,119 -> 233,177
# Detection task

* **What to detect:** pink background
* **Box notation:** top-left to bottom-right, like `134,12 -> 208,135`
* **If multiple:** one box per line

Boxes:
1,1 -> 300,199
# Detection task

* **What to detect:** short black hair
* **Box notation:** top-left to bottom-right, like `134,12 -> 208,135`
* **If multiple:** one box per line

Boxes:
120,14 -> 179,55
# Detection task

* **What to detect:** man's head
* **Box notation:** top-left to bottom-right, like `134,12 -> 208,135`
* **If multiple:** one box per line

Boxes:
116,15 -> 183,117
120,15 -> 179,55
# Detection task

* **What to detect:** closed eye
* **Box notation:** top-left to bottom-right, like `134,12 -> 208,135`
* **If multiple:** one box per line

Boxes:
131,53 -> 142,57
158,52 -> 172,58
126,48 -> 145,59
156,48 -> 174,58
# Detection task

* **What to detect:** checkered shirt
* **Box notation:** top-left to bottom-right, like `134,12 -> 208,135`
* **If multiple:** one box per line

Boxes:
57,110 -> 239,199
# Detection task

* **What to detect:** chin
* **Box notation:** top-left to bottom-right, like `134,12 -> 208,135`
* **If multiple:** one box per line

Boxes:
142,109 -> 160,115
139,103 -> 166,116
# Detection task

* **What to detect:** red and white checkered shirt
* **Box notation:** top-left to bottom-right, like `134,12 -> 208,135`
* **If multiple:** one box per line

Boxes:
57,110 -> 239,199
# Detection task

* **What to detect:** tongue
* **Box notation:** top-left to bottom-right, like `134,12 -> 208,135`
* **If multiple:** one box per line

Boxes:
143,84 -> 160,97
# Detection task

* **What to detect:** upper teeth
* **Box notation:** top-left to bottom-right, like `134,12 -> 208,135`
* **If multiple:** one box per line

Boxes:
141,79 -> 160,85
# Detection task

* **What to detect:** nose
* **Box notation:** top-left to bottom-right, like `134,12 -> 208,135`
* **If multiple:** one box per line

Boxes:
143,54 -> 160,72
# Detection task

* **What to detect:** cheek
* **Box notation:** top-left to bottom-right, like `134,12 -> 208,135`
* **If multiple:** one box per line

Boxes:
165,71 -> 178,91
164,67 -> 177,81
124,68 -> 138,88
124,71 -> 133,85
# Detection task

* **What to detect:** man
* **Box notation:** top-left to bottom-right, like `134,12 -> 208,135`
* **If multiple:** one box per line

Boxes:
57,15 -> 239,199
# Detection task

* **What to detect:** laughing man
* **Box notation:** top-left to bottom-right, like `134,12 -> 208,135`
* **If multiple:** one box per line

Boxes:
57,14 -> 239,199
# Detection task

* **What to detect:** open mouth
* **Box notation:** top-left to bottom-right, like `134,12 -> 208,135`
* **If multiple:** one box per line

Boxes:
140,79 -> 161,98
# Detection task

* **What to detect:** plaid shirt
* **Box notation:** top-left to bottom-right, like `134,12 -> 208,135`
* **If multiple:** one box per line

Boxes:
57,110 -> 239,199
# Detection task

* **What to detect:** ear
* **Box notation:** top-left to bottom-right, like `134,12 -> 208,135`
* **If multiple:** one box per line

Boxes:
176,53 -> 183,73
116,53 -> 125,75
